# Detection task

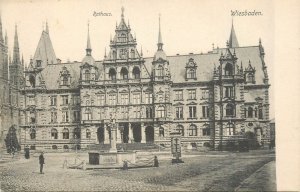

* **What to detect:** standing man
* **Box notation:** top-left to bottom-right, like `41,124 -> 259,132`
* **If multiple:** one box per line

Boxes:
39,152 -> 45,174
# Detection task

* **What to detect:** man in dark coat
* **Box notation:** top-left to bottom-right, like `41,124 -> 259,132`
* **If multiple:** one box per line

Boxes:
39,152 -> 45,174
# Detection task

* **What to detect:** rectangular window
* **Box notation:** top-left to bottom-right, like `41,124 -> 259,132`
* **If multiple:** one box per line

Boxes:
50,96 -> 57,106
97,94 -> 105,106
62,111 -> 69,122
120,94 -> 129,105
258,108 -> 263,119
61,95 -> 69,105
28,96 -> 35,106
73,111 -> 80,122
132,93 -> 141,104
133,107 -> 140,118
174,90 -> 183,101
188,89 -> 196,100
189,106 -> 197,118
120,107 -> 128,119
73,95 -> 80,105
145,93 -> 153,104
202,128 -> 211,136
225,87 -> 234,98
175,107 -> 183,119
201,90 -> 209,99
202,106 -> 210,118
51,112 -> 57,123
108,94 -> 116,105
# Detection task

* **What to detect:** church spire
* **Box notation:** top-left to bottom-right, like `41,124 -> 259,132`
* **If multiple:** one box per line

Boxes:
0,13 -> 3,43
13,24 -> 20,64
228,19 -> 239,48
45,20 -> 49,33
86,21 -> 92,56
157,14 -> 163,51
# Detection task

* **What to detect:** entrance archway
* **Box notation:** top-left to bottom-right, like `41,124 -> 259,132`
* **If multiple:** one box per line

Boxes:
97,127 -> 104,144
132,124 -> 141,143
145,126 -> 154,143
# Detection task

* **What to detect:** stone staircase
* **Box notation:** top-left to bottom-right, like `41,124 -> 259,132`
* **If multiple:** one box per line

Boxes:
0,151 -> 22,163
88,143 -> 160,152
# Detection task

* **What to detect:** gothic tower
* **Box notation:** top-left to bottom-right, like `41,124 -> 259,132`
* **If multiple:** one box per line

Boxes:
151,15 -> 173,143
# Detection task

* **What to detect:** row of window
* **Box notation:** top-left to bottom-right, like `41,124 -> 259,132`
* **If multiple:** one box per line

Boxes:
245,107 -> 263,119
174,89 -> 209,101
175,125 -> 211,136
175,106 -> 210,119
28,128 -> 88,140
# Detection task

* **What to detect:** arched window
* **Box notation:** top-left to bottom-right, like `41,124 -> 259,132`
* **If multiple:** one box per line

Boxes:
176,125 -> 184,136
258,108 -> 263,119
132,67 -> 140,79
62,128 -> 69,139
30,129 -> 36,139
120,67 -> 128,79
146,106 -> 153,118
157,106 -> 165,118
224,63 -> 233,76
62,76 -> 68,85
159,127 -> 164,137
74,128 -> 81,139
29,75 -> 35,88
248,107 -> 253,118
52,145 -> 58,150
51,128 -> 58,139
84,70 -> 90,81
157,65 -> 164,77
113,50 -> 117,59
85,108 -> 92,120
86,129 -> 91,139
187,69 -> 196,79
130,49 -> 135,58
226,104 -> 235,116
247,73 -> 254,83
189,124 -> 197,136
109,68 -> 116,80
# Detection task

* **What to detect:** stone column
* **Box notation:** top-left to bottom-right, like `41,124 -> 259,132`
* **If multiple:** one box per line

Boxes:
116,124 -> 122,143
128,123 -> 133,143
109,124 -> 117,153
104,125 -> 110,144
141,123 -> 146,143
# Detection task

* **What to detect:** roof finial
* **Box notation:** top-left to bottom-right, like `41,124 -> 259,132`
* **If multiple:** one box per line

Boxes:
141,46 -> 143,57
46,20 -> 49,33
121,6 -> 125,19
86,20 -> 92,56
259,37 -> 262,45
104,47 -> 107,58
157,13 -> 163,50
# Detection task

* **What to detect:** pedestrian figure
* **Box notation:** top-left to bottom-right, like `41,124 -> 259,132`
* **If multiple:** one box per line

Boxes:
154,156 -> 159,167
25,146 -> 30,159
39,152 -> 45,174
122,160 -> 128,170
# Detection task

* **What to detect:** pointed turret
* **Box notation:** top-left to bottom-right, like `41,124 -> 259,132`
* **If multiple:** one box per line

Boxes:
82,22 -> 95,65
13,24 -> 21,64
45,21 -> 49,33
157,14 -> 163,51
86,22 -> 92,56
32,22 -> 57,67
153,15 -> 167,61
228,20 -> 239,48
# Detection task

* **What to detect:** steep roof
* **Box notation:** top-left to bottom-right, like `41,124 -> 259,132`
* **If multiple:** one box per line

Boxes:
33,30 -> 57,68
144,46 -> 265,84
229,23 -> 239,48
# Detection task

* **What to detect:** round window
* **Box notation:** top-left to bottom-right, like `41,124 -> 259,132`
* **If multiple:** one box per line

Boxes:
248,122 -> 253,127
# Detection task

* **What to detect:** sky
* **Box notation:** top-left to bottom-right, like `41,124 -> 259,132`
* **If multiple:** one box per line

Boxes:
0,0 -> 275,118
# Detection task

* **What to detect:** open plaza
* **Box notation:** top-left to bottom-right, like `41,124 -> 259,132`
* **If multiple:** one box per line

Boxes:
0,149 -> 276,191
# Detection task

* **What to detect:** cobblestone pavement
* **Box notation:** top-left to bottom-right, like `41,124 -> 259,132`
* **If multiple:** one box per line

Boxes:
0,150 -> 275,191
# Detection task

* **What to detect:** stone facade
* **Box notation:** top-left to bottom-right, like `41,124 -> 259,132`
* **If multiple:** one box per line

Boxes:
3,8 -> 271,151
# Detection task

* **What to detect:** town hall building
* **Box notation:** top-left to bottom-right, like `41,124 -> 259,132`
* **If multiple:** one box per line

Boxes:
1,8 -> 271,151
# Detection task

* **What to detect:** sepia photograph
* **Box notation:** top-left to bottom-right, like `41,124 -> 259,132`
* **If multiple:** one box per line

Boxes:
0,0 -> 299,191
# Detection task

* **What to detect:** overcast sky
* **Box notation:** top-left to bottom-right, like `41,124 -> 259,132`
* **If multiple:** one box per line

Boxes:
0,0 -> 275,118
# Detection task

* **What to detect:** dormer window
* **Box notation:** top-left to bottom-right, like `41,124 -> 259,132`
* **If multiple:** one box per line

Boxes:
156,65 -> 164,77
185,58 -> 197,80
36,60 -> 42,67
29,75 -> 36,88
224,63 -> 233,76
84,70 -> 90,81
59,67 -> 71,86
244,60 -> 256,84
62,76 -> 68,86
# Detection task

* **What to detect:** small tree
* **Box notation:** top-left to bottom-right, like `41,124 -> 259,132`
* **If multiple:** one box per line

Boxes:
244,131 -> 260,150
4,125 -> 21,153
